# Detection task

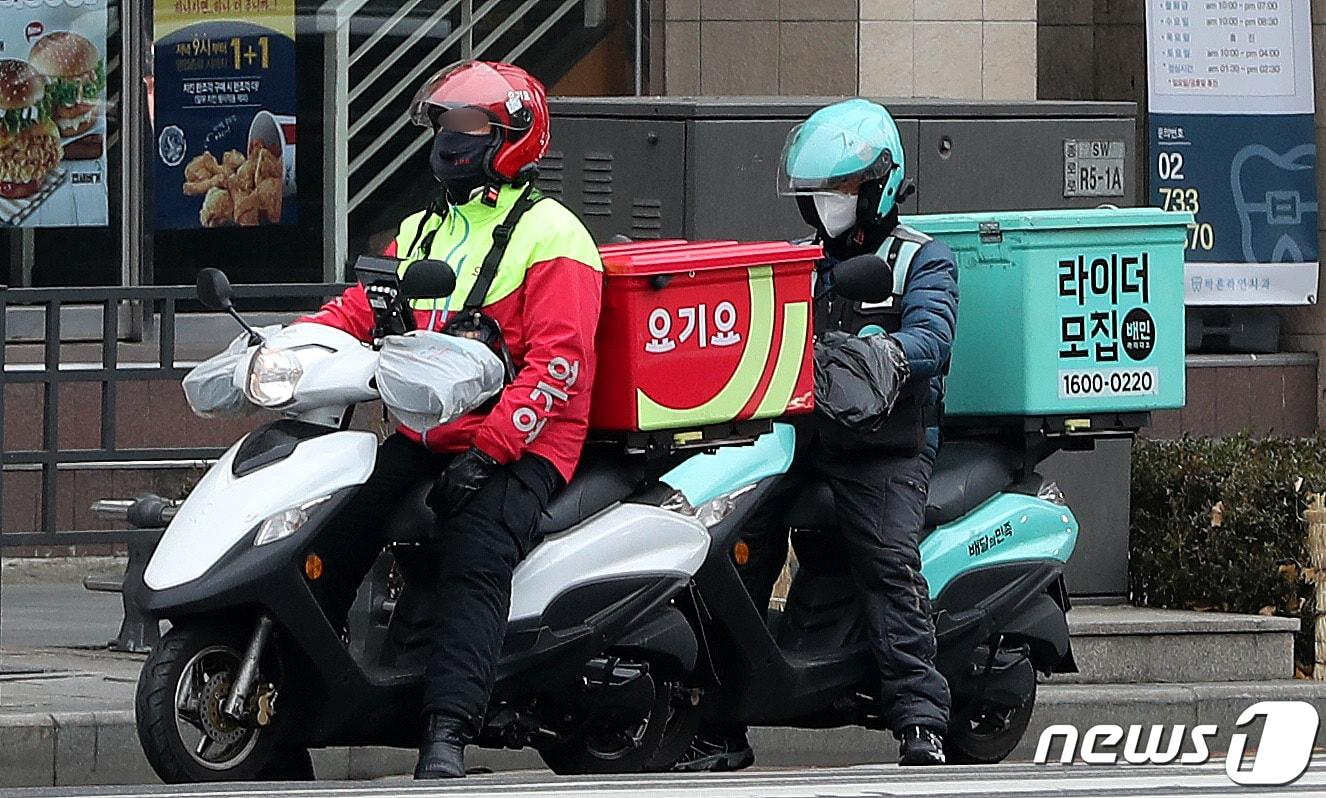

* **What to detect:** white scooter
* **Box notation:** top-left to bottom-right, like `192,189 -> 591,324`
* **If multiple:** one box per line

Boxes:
134,261 -> 719,782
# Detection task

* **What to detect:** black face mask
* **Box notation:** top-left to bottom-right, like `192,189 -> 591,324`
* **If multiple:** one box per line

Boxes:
430,130 -> 492,203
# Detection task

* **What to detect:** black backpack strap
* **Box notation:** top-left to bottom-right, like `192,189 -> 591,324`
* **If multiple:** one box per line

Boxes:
883,235 -> 906,277
462,183 -> 543,311
404,200 -> 446,259
417,227 -> 440,259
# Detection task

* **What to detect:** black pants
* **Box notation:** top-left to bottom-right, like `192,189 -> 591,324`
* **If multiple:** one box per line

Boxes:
740,437 -> 951,733
315,433 -> 561,739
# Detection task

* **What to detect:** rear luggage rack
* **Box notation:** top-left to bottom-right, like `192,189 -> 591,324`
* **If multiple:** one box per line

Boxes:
946,412 -> 1151,438
591,419 -> 775,458
1025,412 -> 1151,438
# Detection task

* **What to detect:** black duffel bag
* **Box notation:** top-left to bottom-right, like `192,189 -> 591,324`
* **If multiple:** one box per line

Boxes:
812,330 -> 912,434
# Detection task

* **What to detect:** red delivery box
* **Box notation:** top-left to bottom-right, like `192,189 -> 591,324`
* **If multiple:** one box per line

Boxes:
591,240 -> 821,432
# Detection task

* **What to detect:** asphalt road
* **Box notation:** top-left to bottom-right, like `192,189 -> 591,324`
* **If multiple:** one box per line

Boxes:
3,761 -> 1326,798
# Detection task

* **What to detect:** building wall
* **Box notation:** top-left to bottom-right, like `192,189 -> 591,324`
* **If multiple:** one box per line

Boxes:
655,0 -> 1038,99
1279,2 -> 1326,426
1037,0 -> 1146,105
859,0 -> 1037,99
658,0 -> 860,96
1036,0 -> 1147,186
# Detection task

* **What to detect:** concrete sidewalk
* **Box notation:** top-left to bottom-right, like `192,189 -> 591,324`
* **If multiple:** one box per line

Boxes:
7,574 -> 1326,787
0,643 -> 541,787
1,558 -> 128,650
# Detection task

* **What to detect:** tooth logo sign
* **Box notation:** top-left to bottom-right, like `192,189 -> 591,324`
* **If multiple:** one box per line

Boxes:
1231,144 -> 1319,263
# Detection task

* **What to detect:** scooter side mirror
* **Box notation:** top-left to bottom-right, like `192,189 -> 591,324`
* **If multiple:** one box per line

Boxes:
400,259 -> 457,300
196,268 -> 235,311
831,254 -> 894,304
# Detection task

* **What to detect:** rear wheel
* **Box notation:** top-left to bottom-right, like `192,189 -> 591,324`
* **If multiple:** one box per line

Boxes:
945,679 -> 1036,765
644,681 -> 705,771
135,623 -> 310,782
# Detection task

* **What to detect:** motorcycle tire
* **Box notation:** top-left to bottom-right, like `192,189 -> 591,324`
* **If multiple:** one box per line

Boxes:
945,679 -> 1036,765
643,681 -> 705,772
135,623 -> 309,782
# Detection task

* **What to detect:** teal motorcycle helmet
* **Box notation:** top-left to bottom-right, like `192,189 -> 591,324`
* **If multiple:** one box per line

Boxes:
778,99 -> 911,237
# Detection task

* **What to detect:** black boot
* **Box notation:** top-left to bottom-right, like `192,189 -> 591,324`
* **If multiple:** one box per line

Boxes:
672,727 -> 755,772
897,725 -> 946,766
414,714 -> 467,779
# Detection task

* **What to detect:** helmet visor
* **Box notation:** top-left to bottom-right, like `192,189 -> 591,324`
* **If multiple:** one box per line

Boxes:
409,61 -> 532,130
777,120 -> 896,196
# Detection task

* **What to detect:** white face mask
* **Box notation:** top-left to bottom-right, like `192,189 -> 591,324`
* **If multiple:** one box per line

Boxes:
813,192 -> 858,238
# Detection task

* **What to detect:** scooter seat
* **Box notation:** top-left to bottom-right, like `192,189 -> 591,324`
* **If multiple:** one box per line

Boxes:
383,447 -> 646,543
784,441 -> 1022,531
924,441 -> 1022,526
537,448 -> 645,535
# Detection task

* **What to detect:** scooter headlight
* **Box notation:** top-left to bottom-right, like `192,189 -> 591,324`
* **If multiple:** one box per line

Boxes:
254,497 -> 330,546
246,346 -> 303,407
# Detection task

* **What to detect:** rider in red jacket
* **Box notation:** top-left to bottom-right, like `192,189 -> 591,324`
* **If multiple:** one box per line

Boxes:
301,185 -> 602,482
305,61 -> 602,780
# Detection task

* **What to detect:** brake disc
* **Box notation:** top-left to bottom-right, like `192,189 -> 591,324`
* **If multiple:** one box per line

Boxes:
199,673 -> 247,747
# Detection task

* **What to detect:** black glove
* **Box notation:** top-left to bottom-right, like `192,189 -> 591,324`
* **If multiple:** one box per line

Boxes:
427,447 -> 500,517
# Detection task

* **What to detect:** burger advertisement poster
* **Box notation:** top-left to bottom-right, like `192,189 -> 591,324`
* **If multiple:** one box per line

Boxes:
153,0 -> 296,230
0,0 -> 108,227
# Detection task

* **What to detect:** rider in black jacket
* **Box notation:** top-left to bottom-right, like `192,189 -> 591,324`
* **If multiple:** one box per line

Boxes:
675,98 -> 959,770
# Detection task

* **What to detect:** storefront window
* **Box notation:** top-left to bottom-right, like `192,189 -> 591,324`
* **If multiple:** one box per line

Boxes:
1,0 -> 648,294
149,0 -> 323,286
0,0 -> 120,287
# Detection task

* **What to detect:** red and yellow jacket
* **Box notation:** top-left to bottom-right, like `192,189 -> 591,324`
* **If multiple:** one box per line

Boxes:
301,185 -> 604,481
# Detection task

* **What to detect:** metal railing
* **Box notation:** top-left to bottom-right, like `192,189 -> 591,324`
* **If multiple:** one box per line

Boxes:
317,0 -> 611,279
344,0 -> 598,212
0,283 -> 345,548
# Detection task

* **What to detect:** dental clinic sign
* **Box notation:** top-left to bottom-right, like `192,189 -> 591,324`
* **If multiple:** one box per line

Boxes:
1146,0 -> 1319,305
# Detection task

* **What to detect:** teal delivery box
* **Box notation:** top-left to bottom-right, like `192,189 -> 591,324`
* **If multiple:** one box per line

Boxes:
905,208 -> 1190,418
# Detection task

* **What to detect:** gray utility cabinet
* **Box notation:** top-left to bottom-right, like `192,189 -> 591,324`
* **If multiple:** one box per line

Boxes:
544,97 -> 1139,243
545,97 -> 1141,601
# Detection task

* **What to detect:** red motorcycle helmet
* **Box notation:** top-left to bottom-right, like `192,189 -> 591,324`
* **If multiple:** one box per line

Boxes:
409,60 -> 550,183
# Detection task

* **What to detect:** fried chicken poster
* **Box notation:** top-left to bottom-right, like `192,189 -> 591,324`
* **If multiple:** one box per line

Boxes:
0,0 -> 109,227
152,1 -> 297,230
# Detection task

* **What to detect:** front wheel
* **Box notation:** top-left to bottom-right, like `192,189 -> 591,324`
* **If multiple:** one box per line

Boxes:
135,623 -> 311,783
945,678 -> 1036,765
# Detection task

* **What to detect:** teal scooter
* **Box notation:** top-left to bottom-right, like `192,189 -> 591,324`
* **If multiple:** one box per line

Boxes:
652,254 -> 1079,765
